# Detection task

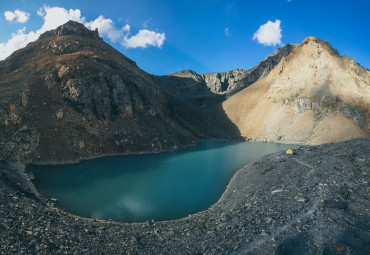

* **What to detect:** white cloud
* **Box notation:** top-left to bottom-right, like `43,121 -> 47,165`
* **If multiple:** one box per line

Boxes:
123,24 -> 130,32
0,28 -> 38,59
85,15 -> 124,43
225,27 -> 230,36
253,19 -> 282,46
122,29 -> 165,49
0,6 -> 165,60
0,6 -> 85,60
85,18 -> 165,49
4,10 -> 30,23
4,11 -> 15,22
36,6 -> 85,33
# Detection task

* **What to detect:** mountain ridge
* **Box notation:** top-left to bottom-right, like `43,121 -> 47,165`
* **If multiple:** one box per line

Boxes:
0,21 -> 369,162
157,43 -> 297,97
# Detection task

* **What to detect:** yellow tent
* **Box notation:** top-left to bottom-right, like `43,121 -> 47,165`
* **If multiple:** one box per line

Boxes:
286,148 -> 293,155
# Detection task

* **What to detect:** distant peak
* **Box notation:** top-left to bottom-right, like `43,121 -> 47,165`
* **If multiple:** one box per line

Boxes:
39,20 -> 100,40
302,36 -> 325,45
171,69 -> 199,76
300,36 -> 339,55
181,69 -> 198,75
63,20 -> 85,28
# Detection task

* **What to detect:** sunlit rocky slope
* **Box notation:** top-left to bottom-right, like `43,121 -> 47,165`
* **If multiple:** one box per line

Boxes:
223,37 -> 370,144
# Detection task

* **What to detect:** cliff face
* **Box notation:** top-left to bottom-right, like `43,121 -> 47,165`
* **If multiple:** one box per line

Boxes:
201,68 -> 247,94
157,44 -> 297,97
0,21 -> 202,163
223,37 -> 370,144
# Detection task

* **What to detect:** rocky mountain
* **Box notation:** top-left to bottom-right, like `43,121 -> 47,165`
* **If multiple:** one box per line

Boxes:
156,44 -> 297,97
1,21 -> 368,162
0,21 -> 239,163
0,21 -> 369,254
223,37 -> 370,144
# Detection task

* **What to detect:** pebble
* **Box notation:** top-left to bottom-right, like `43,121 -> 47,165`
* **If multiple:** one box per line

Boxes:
271,189 -> 283,194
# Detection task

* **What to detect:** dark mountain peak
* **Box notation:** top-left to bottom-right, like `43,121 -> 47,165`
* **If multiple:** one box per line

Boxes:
39,20 -> 100,40
1,22 -> 205,163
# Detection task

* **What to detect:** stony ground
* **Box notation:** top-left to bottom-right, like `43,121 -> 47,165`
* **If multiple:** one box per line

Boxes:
0,137 -> 369,254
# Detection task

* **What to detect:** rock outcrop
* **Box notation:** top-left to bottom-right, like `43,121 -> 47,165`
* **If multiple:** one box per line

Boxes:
223,37 -> 370,144
157,44 -> 297,97
202,68 -> 246,94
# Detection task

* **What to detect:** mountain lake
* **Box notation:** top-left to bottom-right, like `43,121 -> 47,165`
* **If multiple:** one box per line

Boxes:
29,141 -> 295,222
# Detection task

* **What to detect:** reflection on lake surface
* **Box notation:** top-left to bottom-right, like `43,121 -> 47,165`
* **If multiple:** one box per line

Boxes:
30,141 -> 293,222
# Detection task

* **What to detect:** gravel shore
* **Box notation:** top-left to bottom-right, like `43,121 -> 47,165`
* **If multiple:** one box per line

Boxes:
1,137 -> 369,254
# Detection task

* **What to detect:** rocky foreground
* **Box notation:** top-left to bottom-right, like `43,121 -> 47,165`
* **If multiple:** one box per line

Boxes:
0,137 -> 369,254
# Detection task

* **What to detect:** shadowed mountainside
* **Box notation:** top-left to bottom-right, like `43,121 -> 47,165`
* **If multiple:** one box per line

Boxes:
0,21 -> 240,163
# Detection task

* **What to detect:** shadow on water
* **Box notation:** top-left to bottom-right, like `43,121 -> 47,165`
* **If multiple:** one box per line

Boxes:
30,141 -> 294,222
29,141 -> 231,189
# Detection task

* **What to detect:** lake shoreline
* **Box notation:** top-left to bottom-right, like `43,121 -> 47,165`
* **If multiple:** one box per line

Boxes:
29,137 -> 247,166
30,141 -> 294,222
1,137 -> 369,254
27,135 -> 305,167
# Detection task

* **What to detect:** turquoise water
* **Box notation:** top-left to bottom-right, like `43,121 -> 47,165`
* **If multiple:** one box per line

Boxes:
30,142 -> 293,222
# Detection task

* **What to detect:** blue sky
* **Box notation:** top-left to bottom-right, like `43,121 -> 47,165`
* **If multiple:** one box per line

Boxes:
1,0 -> 369,75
